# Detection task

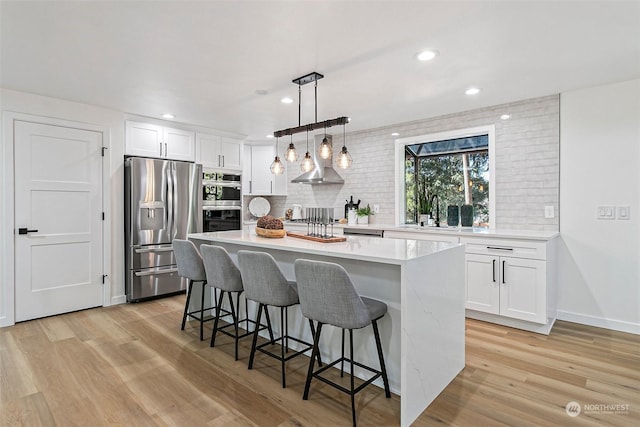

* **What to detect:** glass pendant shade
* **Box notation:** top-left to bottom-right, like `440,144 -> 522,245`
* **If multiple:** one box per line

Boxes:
285,143 -> 298,162
336,146 -> 352,169
270,156 -> 284,175
318,136 -> 332,159
301,152 -> 315,172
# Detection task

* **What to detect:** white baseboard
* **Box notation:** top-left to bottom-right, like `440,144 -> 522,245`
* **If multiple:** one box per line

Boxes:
110,295 -> 127,306
0,315 -> 13,328
556,310 -> 640,335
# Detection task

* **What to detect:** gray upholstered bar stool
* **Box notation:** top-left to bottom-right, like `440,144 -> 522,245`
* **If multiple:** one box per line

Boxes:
294,259 -> 391,427
200,244 -> 274,361
173,239 -> 217,341
237,250 -> 320,388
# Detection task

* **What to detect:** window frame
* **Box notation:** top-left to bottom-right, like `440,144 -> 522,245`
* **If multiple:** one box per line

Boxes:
394,125 -> 496,227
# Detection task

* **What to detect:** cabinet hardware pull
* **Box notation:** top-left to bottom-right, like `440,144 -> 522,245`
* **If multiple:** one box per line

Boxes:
159,142 -> 163,157
134,247 -> 173,254
222,155 -> 225,167
218,155 -> 221,167
270,181 -> 273,193
492,259 -> 496,282
164,143 -> 168,157
487,246 -> 513,251
502,260 -> 506,284
249,181 -> 252,193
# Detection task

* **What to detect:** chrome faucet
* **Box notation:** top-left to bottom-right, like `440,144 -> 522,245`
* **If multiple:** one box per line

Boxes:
430,194 -> 440,227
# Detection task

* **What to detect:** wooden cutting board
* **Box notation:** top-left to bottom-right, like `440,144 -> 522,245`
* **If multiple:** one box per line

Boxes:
286,231 -> 346,243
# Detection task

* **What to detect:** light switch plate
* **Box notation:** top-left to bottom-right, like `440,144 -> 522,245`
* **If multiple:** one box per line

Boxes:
544,206 -> 554,218
617,206 -> 630,220
597,206 -> 616,220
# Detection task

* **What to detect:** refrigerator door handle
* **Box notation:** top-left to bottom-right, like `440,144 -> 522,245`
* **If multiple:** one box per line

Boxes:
134,247 -> 174,254
134,267 -> 178,277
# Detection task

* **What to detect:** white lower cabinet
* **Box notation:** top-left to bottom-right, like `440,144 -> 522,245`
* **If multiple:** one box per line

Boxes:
462,237 -> 555,331
465,253 -> 546,323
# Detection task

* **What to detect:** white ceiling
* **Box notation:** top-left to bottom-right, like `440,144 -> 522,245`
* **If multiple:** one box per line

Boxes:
2,1 -> 639,142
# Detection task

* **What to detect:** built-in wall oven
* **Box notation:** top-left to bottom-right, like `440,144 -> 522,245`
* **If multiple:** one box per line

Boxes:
202,172 -> 242,232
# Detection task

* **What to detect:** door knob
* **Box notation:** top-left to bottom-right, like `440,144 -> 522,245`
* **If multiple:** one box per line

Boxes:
18,228 -> 39,235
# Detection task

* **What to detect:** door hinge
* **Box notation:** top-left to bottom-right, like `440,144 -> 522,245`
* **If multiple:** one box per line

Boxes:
102,274 -> 108,284
102,212 -> 105,220
101,146 -> 108,157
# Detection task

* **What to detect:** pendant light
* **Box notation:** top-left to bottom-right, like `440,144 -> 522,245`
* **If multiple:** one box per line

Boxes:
270,136 -> 284,175
336,123 -> 352,169
300,130 -> 315,172
318,125 -> 332,159
285,134 -> 298,162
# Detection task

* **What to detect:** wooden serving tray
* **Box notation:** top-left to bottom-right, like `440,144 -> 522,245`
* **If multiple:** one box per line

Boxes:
286,231 -> 347,243
255,227 -> 286,238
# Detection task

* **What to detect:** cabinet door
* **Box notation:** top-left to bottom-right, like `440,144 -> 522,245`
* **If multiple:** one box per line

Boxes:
164,127 -> 195,162
242,145 -> 252,194
249,146 -> 274,195
125,121 -> 164,158
219,137 -> 243,171
465,254 -> 500,314
196,133 -> 222,169
499,257 -> 546,323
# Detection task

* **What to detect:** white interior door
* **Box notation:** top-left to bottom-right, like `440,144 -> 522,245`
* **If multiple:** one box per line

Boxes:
14,121 -> 104,322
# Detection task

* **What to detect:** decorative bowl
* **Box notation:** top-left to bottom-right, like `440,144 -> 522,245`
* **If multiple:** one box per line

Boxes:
255,227 -> 286,238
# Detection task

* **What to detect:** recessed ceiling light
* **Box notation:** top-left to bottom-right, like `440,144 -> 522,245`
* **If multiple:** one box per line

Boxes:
281,97 -> 293,104
266,134 -> 274,139
416,50 -> 438,61
161,113 -> 175,119
391,132 -> 400,136
500,114 -> 511,120
465,87 -> 481,95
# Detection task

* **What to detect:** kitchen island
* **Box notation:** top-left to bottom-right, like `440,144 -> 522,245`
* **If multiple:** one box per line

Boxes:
189,229 -> 465,426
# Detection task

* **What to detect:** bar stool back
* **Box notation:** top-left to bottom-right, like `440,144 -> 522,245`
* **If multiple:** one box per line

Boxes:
173,239 -> 216,341
201,244 -> 273,360
237,250 -> 320,388
294,258 -> 391,426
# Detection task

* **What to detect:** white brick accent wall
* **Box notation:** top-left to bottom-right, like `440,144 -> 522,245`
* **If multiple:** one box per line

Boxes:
249,95 -> 559,231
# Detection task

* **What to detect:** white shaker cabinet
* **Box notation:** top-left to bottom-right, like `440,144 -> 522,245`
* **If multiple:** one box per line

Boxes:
462,236 -> 556,333
125,121 -> 195,161
196,133 -> 243,171
243,145 -> 287,195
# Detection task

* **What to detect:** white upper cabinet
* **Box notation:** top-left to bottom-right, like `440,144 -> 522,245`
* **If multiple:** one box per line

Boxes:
243,145 -> 287,196
125,121 -> 195,161
196,133 -> 243,171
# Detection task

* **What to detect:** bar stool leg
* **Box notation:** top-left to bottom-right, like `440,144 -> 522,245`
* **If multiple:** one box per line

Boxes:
181,279 -> 194,330
372,319 -> 391,398
227,291 -> 239,361
303,322 -> 323,400
308,320 -> 323,367
248,303 -> 263,370
263,306 -> 275,344
210,290 -> 225,348
199,281 -> 206,341
341,328 -> 345,377
280,306 -> 286,388
349,329 -> 356,427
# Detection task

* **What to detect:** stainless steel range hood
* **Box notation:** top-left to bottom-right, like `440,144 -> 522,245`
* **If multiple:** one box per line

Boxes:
291,135 -> 344,185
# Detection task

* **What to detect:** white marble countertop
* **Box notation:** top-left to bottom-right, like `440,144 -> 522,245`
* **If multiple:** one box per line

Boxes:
189,229 -> 460,265
243,221 -> 559,241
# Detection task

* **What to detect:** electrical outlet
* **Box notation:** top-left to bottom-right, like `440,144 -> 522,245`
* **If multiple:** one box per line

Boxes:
597,206 -> 616,220
617,206 -> 630,220
544,206 -> 554,219
373,204 -> 380,214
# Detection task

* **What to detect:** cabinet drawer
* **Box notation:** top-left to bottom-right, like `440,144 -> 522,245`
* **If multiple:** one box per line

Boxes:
461,237 -> 546,260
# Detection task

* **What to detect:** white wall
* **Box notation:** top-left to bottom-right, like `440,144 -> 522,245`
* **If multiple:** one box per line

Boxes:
558,79 -> 640,334
0,89 -> 127,326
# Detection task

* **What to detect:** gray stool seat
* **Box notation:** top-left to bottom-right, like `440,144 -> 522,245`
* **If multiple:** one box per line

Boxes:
173,239 -> 217,341
201,244 -> 273,360
294,258 -> 391,427
237,250 -> 321,388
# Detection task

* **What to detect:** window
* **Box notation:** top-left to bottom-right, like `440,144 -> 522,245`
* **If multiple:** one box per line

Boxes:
396,126 -> 495,228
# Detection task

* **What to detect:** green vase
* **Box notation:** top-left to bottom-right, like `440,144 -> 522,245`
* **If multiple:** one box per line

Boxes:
460,204 -> 473,227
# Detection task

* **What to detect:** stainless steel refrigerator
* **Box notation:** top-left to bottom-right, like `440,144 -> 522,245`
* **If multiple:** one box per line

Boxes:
125,157 -> 202,302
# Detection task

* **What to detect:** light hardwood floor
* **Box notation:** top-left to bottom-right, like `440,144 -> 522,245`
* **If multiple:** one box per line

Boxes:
1,295 -> 638,426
